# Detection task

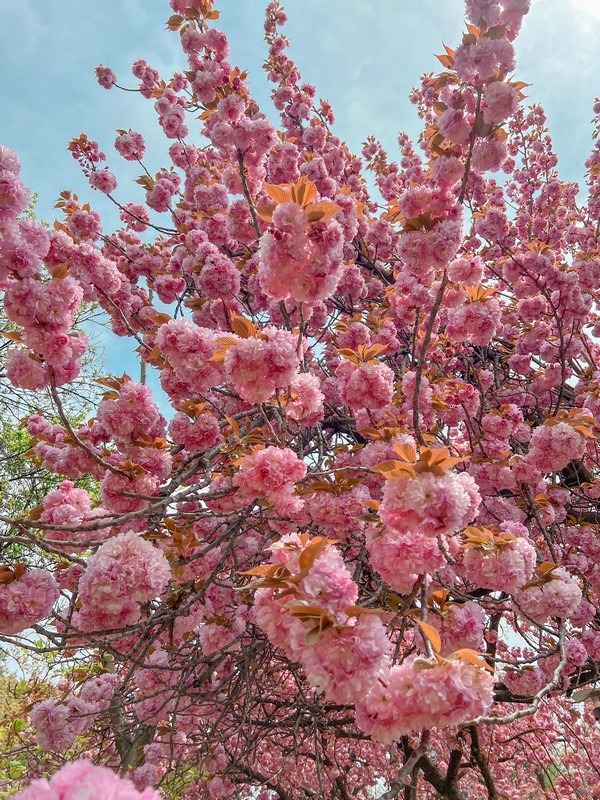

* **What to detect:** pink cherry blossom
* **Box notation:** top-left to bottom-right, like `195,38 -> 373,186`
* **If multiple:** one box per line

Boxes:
14,759 -> 161,800
0,568 -> 59,634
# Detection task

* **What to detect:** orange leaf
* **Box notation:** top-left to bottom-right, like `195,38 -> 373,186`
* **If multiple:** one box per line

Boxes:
28,503 -> 45,521
362,343 -> 389,361
305,201 -> 341,223
371,460 -> 416,479
263,183 -> 293,205
485,24 -> 506,39
256,203 -> 276,222
165,13 -> 183,30
393,442 -> 417,463
0,567 -> 19,585
298,537 -> 332,571
209,336 -> 238,363
230,314 -> 257,339
452,648 -> 494,672
435,53 -> 454,69
292,176 -> 318,208
51,263 -> 69,279
287,604 -> 334,626
337,348 -> 362,366
0,330 -> 23,343
417,620 -> 442,654
146,312 -> 172,326
240,564 -> 289,579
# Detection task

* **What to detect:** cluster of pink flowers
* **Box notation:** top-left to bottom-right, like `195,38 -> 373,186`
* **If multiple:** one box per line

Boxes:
39,480 -> 103,553
526,421 -> 586,472
145,169 -> 180,213
258,203 -> 345,305
462,532 -> 537,594
445,295 -> 502,347
168,409 -> 221,452
398,219 -> 462,273
285,372 -> 325,425
337,360 -> 395,411
308,483 -> 370,540
366,527 -> 446,595
465,0 -> 531,40
114,129 -> 146,161
74,530 -> 171,630
380,470 -> 481,537
355,656 -> 495,743
483,81 -> 519,124
30,673 -> 119,751
430,600 -> 486,656
95,64 -> 116,89
253,536 -> 391,705
155,318 -> 224,395
301,614 -> 392,704
233,446 -> 307,516
0,568 -> 60,635
1,149 -> 89,388
89,168 -> 117,194
514,567 -> 582,623
96,380 -> 166,449
224,327 -> 299,404
14,759 -> 161,800
454,35 -> 515,84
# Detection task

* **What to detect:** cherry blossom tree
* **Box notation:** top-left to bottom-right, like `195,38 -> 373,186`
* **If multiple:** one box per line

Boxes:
1,0 -> 600,797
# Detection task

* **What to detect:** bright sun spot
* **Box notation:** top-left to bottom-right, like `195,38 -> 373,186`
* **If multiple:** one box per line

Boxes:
572,0 -> 600,16
533,0 -> 600,18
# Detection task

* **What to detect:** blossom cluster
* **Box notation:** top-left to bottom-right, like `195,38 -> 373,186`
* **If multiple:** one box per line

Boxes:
14,760 -> 161,800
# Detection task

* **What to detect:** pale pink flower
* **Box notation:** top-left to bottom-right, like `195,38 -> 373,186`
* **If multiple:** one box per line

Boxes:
0,169 -> 29,223
433,600 -> 486,655
89,168 -> 117,193
233,446 -> 307,516
356,656 -> 494,742
114,130 -> 146,160
168,411 -> 221,451
29,699 -> 85,752
366,527 -> 446,593
14,759 -> 161,799
447,255 -> 484,285
526,422 -> 586,472
301,615 -> 391,704
463,535 -> 536,593
224,328 -> 298,404
96,380 -> 165,447
0,145 -> 20,174
286,372 -> 324,425
445,297 -> 502,346
77,531 -> 171,629
381,470 -> 481,537
514,567 -> 582,623
300,546 -> 359,616
95,65 -> 117,89
155,318 -> 224,394
438,108 -> 471,146
5,349 -> 50,389
483,81 -> 519,124
197,253 -> 240,299
471,138 -> 507,172
0,568 -> 59,634
340,361 -> 395,411
502,667 -> 544,697
258,203 -> 344,304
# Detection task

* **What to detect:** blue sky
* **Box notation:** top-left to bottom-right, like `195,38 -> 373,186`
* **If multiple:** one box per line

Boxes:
0,0 -> 598,385
1,0 -> 598,224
